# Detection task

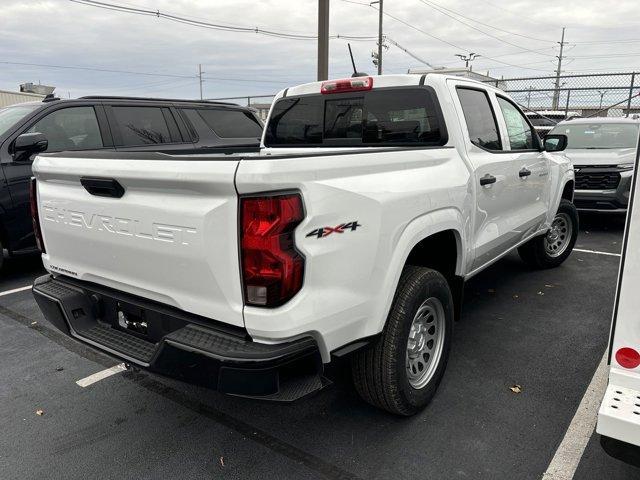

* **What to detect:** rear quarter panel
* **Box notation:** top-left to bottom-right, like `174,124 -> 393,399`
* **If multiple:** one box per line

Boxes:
236,147 -> 471,360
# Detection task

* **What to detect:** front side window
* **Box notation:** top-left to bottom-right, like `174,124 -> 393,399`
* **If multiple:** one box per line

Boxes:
456,88 -> 501,150
264,88 -> 444,147
497,97 -> 535,150
28,106 -> 103,152
0,103 -> 40,137
549,123 -> 639,149
112,106 -> 172,146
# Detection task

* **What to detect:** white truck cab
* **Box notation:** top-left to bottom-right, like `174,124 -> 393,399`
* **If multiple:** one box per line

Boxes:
597,136 -> 640,465
31,74 -> 577,414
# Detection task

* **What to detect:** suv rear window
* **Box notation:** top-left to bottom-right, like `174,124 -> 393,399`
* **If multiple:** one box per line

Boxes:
195,109 -> 262,138
264,88 -> 445,147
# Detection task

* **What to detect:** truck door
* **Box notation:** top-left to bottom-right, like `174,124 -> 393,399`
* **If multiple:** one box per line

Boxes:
493,94 -> 550,239
453,83 -> 523,270
596,134 -> 640,465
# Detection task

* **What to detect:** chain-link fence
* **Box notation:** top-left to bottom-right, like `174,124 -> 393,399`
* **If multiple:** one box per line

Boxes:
484,72 -> 640,118
209,72 -> 640,123
206,94 -> 276,121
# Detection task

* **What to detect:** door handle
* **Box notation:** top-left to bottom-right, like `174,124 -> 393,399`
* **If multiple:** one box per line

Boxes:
80,177 -> 125,198
480,174 -> 497,186
519,168 -> 532,178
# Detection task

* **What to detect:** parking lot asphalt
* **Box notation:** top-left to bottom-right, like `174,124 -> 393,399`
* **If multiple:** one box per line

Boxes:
1,213 -> 639,480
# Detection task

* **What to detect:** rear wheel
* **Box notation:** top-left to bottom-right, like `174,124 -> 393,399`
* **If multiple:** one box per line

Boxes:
351,266 -> 453,415
518,199 -> 578,269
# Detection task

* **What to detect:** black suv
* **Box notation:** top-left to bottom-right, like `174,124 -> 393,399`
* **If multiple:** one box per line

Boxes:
0,96 -> 263,265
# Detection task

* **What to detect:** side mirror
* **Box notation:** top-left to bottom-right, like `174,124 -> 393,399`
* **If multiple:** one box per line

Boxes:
543,134 -> 568,152
13,132 -> 48,162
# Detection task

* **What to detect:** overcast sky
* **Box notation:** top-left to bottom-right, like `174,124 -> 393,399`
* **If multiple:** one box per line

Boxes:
1,0 -> 639,101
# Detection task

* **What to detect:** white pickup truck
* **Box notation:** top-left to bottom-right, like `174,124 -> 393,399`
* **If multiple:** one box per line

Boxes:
31,74 -> 577,415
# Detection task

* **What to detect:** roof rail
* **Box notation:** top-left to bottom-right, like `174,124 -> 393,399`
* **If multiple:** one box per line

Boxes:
42,93 -> 60,102
78,95 -> 238,106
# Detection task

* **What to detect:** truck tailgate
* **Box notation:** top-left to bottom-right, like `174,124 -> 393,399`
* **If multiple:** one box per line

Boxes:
33,155 -> 244,327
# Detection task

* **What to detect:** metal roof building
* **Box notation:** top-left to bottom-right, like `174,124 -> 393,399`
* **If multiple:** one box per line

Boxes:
0,89 -> 44,108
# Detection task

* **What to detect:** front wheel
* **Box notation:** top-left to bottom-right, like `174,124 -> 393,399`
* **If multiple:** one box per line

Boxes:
518,199 -> 579,269
351,266 -> 453,416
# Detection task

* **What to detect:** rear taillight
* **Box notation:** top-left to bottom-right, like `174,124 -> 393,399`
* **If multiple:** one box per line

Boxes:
29,177 -> 45,253
321,76 -> 373,94
240,193 -> 305,307
615,347 -> 640,369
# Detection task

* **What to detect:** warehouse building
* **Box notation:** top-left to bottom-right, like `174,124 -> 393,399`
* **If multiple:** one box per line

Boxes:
0,89 -> 44,108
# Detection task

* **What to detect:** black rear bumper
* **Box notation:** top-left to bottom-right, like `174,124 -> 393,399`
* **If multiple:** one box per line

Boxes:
32,274 -> 324,400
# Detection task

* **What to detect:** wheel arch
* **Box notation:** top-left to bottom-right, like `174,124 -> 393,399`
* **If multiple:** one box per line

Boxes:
372,208 -> 467,335
562,179 -> 575,202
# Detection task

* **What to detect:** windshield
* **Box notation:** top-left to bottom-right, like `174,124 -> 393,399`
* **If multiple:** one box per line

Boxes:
0,103 -> 40,137
550,122 -> 639,149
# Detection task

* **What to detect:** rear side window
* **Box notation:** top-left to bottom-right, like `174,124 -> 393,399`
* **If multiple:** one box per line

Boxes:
112,106 -> 174,146
196,109 -> 262,138
265,88 -> 445,147
457,88 -> 501,150
28,106 -> 103,152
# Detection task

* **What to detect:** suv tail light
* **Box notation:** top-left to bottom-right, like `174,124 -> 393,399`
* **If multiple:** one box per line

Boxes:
240,193 -> 305,307
321,76 -> 373,94
29,177 -> 45,253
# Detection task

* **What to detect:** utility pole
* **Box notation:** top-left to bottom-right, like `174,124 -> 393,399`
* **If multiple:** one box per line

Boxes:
198,64 -> 203,100
370,0 -> 383,74
317,0 -> 329,81
377,0 -> 383,75
552,27 -> 566,110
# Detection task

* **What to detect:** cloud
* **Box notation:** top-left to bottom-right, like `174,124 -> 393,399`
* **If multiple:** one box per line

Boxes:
0,0 -> 638,101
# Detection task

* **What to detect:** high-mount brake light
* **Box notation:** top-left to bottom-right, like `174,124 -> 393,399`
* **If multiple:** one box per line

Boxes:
29,177 -> 45,253
321,76 -> 373,94
615,347 -> 640,369
240,193 -> 305,307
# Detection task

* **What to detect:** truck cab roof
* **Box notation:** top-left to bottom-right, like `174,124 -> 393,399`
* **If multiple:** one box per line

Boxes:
279,73 -> 496,99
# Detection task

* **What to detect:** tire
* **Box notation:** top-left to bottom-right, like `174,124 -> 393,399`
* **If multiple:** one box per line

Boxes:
518,199 -> 578,269
351,266 -> 454,416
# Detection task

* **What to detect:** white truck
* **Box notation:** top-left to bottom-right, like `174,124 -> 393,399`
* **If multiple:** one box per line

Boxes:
31,74 -> 577,415
597,131 -> 640,466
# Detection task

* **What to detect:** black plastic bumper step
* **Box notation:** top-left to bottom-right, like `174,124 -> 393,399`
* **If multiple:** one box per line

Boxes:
82,323 -> 156,363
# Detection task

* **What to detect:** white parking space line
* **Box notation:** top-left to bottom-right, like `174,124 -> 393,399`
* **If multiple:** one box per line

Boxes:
542,353 -> 609,480
76,363 -> 126,388
574,248 -> 621,257
0,285 -> 32,297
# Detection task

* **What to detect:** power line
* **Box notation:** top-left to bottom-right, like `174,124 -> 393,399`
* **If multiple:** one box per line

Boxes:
0,60 -> 304,85
417,0 -> 556,44
69,0 -> 377,42
416,0 -> 557,57
385,37 -> 438,68
342,0 -> 555,72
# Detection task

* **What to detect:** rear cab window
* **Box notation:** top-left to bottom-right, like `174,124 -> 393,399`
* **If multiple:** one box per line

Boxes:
264,87 -> 446,147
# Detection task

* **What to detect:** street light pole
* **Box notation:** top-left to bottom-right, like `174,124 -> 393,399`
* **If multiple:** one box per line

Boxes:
454,53 -> 480,69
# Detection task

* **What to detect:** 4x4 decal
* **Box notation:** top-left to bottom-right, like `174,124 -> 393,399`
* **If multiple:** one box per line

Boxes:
306,221 -> 361,239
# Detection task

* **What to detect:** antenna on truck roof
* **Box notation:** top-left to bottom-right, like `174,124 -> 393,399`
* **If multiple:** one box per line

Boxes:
347,43 -> 369,78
